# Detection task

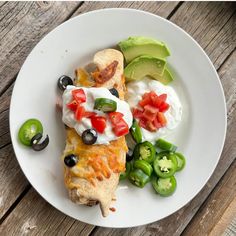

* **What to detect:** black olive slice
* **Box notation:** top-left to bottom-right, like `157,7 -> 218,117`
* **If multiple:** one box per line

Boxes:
31,134 -> 49,151
30,133 -> 42,145
64,154 -> 78,167
58,75 -> 73,91
109,88 -> 119,98
126,148 -> 133,162
82,129 -> 98,145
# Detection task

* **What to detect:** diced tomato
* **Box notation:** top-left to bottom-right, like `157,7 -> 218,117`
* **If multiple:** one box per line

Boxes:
149,91 -> 158,103
138,118 -> 147,129
143,109 -> 156,122
159,94 -> 167,102
108,112 -> 124,125
90,116 -> 107,133
142,105 -> 158,122
113,119 -> 129,136
146,121 -> 157,132
132,108 -> 143,119
67,100 -> 78,112
131,91 -> 169,132
83,111 -> 96,118
152,96 -> 163,108
72,89 -> 86,103
159,102 -> 170,112
144,104 -> 159,114
108,112 -> 129,136
75,106 -> 85,121
139,96 -> 152,107
142,92 -> 150,99
153,117 -> 162,129
157,112 -> 167,126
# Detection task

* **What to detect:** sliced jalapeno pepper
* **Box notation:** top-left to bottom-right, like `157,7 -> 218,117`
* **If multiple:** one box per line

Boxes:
18,119 -> 43,146
94,98 -> 117,112
134,160 -> 153,176
129,169 -> 150,188
130,119 -> 142,143
174,152 -> 186,171
152,175 -> 177,196
133,141 -> 156,163
119,162 -> 132,180
156,138 -> 177,152
153,151 -> 177,178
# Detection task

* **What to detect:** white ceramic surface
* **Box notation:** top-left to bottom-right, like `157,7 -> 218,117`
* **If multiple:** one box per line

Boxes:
10,9 -> 226,228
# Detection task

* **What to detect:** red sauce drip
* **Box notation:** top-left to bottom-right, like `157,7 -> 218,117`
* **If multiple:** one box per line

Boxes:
109,207 -> 116,212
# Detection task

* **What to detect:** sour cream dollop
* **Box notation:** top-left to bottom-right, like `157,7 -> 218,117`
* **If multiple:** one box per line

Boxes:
62,86 -> 133,144
126,78 -> 182,143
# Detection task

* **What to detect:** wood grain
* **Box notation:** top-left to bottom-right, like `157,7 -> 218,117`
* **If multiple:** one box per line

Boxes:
72,1 -> 180,18
0,84 -> 13,148
223,216 -> 236,236
182,160 -> 236,236
170,2 -> 236,69
0,1 -> 80,96
0,188 -> 94,235
0,144 -> 29,219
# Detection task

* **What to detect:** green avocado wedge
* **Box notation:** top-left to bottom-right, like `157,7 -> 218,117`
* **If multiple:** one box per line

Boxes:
124,55 -> 167,83
118,36 -> 170,64
153,68 -> 174,85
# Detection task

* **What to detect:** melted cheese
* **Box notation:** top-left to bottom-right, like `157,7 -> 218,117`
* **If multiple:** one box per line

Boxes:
64,128 -> 127,188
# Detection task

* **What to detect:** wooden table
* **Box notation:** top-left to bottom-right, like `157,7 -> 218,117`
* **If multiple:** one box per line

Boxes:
0,2 -> 235,235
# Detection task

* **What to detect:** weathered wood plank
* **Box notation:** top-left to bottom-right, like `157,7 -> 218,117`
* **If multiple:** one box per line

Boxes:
0,188 -> 94,235
0,84 -> 13,148
223,215 -> 236,236
170,2 -> 235,69
182,160 -> 236,236
0,144 -> 29,219
90,51 -> 236,235
0,1 -> 80,96
72,1 -> 180,18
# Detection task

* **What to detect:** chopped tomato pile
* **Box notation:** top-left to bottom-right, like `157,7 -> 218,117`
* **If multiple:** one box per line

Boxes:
66,89 -> 129,136
132,91 -> 170,132
109,112 -> 129,137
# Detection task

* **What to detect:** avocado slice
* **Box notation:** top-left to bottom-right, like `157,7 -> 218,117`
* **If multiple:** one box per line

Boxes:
119,36 -> 170,64
152,68 -> 174,85
124,55 -> 167,82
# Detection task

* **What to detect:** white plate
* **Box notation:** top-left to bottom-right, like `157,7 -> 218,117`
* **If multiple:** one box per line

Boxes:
10,9 -> 226,228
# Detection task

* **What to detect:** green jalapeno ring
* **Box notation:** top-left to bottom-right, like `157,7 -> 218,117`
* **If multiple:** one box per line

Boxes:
130,119 -> 142,143
94,98 -> 117,112
152,175 -> 177,196
129,169 -> 150,188
119,162 -> 132,180
134,160 -> 153,176
156,138 -> 177,152
174,152 -> 186,171
133,141 -> 156,164
153,151 -> 178,178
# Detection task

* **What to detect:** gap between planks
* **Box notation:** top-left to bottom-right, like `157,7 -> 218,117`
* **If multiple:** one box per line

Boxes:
182,159 -> 236,235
